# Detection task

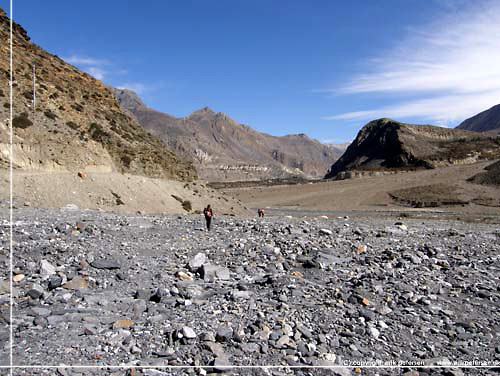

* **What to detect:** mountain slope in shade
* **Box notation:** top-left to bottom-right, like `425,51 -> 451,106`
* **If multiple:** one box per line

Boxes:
456,104 -> 500,133
468,160 -> 500,187
114,89 -> 343,181
325,118 -> 500,179
0,8 -> 196,181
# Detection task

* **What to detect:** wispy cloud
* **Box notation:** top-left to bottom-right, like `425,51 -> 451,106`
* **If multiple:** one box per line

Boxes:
64,55 -> 109,67
87,67 -> 106,80
63,54 -> 110,81
63,55 -> 151,95
327,1 -> 500,125
115,83 -> 152,95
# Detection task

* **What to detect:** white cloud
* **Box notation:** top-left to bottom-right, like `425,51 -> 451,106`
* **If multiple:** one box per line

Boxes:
62,54 -> 109,81
87,67 -> 105,80
116,83 -> 150,95
328,1 -> 500,125
64,55 -> 109,66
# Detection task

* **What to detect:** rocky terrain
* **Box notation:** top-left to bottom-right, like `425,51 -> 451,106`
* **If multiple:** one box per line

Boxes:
1,206 -> 499,375
324,119 -> 500,180
456,104 -> 500,133
113,89 -> 343,182
0,8 -> 195,181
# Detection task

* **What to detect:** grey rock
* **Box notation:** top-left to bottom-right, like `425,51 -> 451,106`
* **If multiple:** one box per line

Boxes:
182,326 -> 197,339
188,252 -> 207,272
201,264 -> 230,281
90,259 -> 121,270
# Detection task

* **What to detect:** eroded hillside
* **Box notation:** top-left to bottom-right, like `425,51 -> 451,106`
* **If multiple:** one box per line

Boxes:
325,118 -> 500,179
0,8 -> 196,181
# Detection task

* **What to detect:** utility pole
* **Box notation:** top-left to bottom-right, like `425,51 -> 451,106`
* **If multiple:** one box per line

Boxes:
32,63 -> 36,110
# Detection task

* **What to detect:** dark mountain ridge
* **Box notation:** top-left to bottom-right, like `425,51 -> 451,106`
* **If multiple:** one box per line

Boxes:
325,118 -> 500,179
456,104 -> 500,133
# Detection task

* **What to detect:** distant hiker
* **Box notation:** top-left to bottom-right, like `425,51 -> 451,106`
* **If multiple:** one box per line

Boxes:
203,204 -> 213,231
257,208 -> 265,218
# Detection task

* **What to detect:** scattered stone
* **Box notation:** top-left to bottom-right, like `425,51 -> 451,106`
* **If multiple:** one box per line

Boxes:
182,326 -> 197,339
27,283 -> 44,299
112,319 -> 134,329
201,264 -> 230,281
176,271 -> 193,281
48,275 -> 63,290
90,259 -> 121,270
13,274 -> 25,282
356,245 -> 367,254
62,277 -> 88,290
188,252 -> 207,272
369,326 -> 380,339
40,260 -> 57,279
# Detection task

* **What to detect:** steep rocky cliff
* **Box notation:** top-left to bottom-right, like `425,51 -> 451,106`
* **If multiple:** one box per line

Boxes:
0,8 -> 196,181
325,118 -> 500,179
114,89 -> 342,181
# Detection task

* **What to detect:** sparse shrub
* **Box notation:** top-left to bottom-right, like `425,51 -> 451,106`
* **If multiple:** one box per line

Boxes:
3,102 -> 9,108
13,113 -> 33,128
171,195 -> 183,203
182,200 -> 192,212
66,121 -> 79,130
121,155 -> 132,167
0,89 -> 4,97
49,92 -> 59,99
89,122 -> 109,142
44,110 -> 57,120
23,91 -> 33,100
71,103 -> 83,112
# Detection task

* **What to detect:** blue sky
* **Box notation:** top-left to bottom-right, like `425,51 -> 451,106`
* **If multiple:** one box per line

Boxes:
11,0 -> 500,143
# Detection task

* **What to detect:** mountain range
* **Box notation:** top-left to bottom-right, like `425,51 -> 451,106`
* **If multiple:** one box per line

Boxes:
2,4 -> 499,190
114,89 -> 344,182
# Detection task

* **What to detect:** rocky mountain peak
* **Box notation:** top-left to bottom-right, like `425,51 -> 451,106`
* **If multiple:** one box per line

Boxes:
192,106 -> 215,115
112,88 -> 146,112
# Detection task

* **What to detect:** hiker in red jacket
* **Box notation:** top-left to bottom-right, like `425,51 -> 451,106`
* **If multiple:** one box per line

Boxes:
203,204 -> 213,231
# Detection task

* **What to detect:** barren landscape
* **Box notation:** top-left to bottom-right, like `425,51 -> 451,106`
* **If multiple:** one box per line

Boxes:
1,3 -> 500,375
224,161 -> 500,220
2,203 -> 500,375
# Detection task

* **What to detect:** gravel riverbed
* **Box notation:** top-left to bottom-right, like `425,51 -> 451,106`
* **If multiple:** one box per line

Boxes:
0,208 -> 499,375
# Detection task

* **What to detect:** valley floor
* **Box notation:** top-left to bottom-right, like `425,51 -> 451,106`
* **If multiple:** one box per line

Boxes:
224,161 -> 500,219
0,207 -> 499,375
